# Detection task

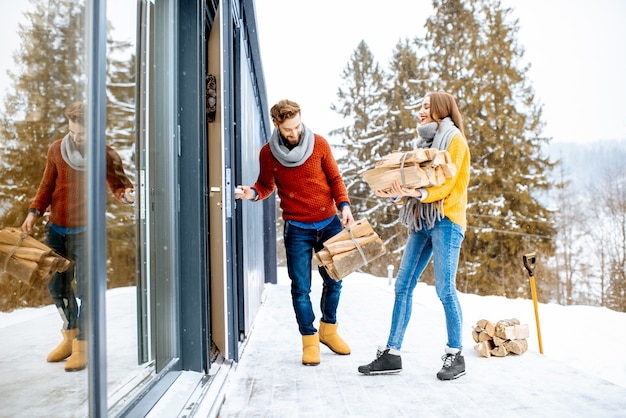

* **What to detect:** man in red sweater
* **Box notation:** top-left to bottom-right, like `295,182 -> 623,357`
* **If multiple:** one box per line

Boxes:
236,99 -> 354,366
21,102 -> 135,372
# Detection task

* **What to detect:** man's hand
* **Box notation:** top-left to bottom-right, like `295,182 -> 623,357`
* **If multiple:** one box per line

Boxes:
123,188 -> 135,204
21,212 -> 38,235
341,205 -> 354,226
235,185 -> 255,200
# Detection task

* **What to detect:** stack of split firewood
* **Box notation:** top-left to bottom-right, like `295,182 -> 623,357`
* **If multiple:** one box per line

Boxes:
314,219 -> 386,281
473,318 -> 530,358
0,227 -> 73,285
361,148 -> 456,192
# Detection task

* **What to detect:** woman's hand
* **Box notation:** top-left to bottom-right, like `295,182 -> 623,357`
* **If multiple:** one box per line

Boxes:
374,188 -> 398,198
374,181 -> 422,199
387,180 -> 422,198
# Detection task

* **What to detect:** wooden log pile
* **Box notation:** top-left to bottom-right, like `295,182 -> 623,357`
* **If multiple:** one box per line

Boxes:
0,227 -> 73,285
361,148 -> 457,192
473,318 -> 530,358
314,219 -> 386,281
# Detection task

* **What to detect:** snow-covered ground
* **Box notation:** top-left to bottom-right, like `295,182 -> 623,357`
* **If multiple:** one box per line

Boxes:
218,267 -> 626,417
1,267 -> 625,417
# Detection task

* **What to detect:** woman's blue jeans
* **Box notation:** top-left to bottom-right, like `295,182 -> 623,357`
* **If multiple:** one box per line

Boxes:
386,217 -> 464,351
45,223 -> 86,340
284,216 -> 344,335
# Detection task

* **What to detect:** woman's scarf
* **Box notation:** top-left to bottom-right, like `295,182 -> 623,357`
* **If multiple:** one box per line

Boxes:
399,117 -> 460,231
268,123 -> 315,167
60,134 -> 86,171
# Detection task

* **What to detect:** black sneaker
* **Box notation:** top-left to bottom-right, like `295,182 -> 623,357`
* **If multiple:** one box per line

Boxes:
436,351 -> 466,380
358,346 -> 402,375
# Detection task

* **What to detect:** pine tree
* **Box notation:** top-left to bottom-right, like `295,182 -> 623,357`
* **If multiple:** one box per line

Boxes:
375,39 -> 434,275
383,38 -> 427,142
596,164 -> 626,312
331,41 -> 397,275
420,0 -> 557,298
0,0 -> 86,232
104,37 -> 137,288
553,165 -> 591,306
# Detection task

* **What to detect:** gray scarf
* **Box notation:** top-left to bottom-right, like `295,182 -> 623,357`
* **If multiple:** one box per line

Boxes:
60,133 -> 86,171
399,117 -> 460,231
268,124 -> 315,167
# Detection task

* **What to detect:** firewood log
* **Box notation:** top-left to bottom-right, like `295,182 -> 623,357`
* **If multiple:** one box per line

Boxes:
495,318 -> 522,340
0,244 -> 47,263
503,339 -> 528,355
323,219 -> 375,246
0,253 -> 37,281
331,239 -> 386,278
473,318 -> 529,357
491,345 -> 508,357
315,219 -> 386,280
0,227 -> 72,284
475,319 -> 496,337
0,227 -> 51,251
474,340 -> 493,358
324,234 -> 379,255
374,149 -> 439,168
361,149 -> 456,192
492,336 -> 506,346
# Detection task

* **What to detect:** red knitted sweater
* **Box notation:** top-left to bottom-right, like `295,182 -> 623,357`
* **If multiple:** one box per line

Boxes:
30,138 -> 133,227
252,134 -> 350,222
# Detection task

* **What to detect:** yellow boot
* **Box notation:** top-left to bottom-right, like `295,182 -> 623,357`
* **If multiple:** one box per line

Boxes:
65,339 -> 87,372
302,334 -> 320,366
319,321 -> 351,355
47,328 -> 79,362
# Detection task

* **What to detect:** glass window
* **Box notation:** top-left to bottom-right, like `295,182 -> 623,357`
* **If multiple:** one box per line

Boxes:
0,1 -> 148,415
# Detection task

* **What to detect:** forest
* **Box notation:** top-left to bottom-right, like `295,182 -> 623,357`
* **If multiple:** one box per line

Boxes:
1,0 -> 624,313
279,0 -> 626,312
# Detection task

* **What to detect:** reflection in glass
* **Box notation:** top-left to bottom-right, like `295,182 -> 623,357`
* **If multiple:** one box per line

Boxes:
0,0 -> 143,416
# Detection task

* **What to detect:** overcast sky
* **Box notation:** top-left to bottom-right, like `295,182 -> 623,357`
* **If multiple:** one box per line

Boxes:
254,0 -> 626,144
1,1 -> 625,145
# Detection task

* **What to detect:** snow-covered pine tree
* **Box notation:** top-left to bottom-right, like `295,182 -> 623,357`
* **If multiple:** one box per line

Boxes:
375,39 -> 434,274
420,0 -> 557,298
104,36 -> 137,288
594,163 -> 626,312
0,0 -> 86,232
330,41 -> 397,276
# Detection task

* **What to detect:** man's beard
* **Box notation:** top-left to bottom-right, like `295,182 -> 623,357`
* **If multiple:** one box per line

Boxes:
281,133 -> 301,148
72,140 -> 86,156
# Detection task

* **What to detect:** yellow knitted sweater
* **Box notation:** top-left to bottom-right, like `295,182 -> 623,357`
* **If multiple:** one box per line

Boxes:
421,133 -> 470,232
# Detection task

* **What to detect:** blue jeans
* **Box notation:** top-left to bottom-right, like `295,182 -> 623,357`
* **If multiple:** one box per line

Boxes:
45,223 -> 86,340
284,216 -> 344,335
386,217 -> 464,351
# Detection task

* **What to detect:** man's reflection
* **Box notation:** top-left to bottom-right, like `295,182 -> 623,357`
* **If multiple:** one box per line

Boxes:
20,102 -> 135,372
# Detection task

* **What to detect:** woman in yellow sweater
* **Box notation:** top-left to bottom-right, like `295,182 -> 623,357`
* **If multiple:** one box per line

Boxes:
358,91 -> 470,380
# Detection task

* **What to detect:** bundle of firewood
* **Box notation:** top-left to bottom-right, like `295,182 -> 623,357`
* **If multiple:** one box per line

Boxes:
473,318 -> 530,358
314,219 -> 386,281
0,227 -> 73,285
361,148 -> 456,192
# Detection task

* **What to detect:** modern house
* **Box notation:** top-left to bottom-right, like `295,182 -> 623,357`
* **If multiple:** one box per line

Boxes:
121,0 -> 275,415
0,0 -> 275,416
